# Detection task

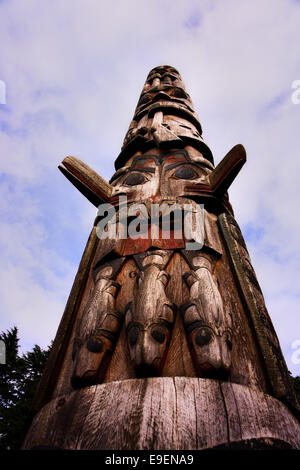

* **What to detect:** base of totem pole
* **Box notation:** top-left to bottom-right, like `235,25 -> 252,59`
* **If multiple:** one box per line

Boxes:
23,378 -> 300,450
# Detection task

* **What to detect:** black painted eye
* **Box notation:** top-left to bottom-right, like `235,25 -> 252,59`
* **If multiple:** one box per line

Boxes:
124,173 -> 146,186
151,329 -> 166,344
87,337 -> 103,353
195,327 -> 212,346
128,327 -> 139,346
174,166 -> 197,180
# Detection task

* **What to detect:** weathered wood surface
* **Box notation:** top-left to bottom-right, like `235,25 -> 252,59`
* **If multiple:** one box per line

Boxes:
48,146 -> 269,404
219,212 -> 300,412
209,144 -> 246,195
31,227 -> 99,411
181,253 -> 232,379
47,210 -> 269,400
23,378 -> 300,450
116,65 -> 212,169
71,260 -> 124,388
28,66 -> 299,453
60,155 -> 113,204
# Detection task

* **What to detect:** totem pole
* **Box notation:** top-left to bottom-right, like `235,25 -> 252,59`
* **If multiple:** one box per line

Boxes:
23,66 -> 300,450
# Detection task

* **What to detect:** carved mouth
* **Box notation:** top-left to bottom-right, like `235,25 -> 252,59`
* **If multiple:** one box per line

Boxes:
71,370 -> 98,389
198,362 -> 230,381
135,363 -> 160,378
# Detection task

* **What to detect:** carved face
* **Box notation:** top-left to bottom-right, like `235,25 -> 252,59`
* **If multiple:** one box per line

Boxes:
181,255 -> 233,379
183,305 -> 233,379
125,317 -> 173,376
135,66 -> 192,118
135,86 -> 193,118
125,263 -> 175,376
71,269 -> 122,388
111,151 -> 210,201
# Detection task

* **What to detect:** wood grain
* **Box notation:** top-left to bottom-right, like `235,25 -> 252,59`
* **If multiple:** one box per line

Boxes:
219,212 -> 299,412
26,66 -> 299,452
31,228 -> 98,411
61,155 -> 113,203
23,378 -> 300,450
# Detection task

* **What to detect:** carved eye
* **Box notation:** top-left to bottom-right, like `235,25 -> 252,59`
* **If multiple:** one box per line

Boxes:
174,166 -> 197,180
151,329 -> 166,344
87,337 -> 103,353
195,327 -> 213,346
123,173 -> 147,186
137,94 -> 150,107
158,272 -> 169,287
172,88 -> 188,99
162,75 -> 172,84
224,332 -> 233,351
128,327 -> 139,346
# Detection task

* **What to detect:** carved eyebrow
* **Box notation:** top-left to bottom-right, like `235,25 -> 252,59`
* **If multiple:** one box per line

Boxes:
164,162 -> 197,171
109,170 -> 127,183
164,162 -> 209,172
110,167 -> 155,183
130,167 -> 155,173
131,155 -> 160,167
164,162 -> 186,171
163,150 -> 191,163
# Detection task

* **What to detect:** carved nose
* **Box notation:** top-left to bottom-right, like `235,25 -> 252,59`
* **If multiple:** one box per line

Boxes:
129,329 -> 164,378
152,91 -> 171,103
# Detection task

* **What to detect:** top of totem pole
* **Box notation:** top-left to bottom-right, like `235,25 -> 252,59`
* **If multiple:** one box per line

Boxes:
114,65 -> 214,170
59,65 -> 247,216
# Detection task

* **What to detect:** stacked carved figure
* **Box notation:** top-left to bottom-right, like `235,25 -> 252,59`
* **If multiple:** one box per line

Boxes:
23,66 -> 300,450
65,66 -> 245,387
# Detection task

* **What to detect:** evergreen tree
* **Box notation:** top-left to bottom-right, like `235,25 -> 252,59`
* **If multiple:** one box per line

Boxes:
0,327 -> 51,450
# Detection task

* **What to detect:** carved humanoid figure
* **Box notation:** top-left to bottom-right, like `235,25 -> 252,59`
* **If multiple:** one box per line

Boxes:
69,140 -> 239,383
181,253 -> 232,379
125,251 -> 175,376
71,259 -> 124,387
63,66 -> 256,385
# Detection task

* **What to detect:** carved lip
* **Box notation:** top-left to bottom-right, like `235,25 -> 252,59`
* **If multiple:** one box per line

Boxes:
197,362 -> 230,380
135,94 -> 195,117
133,102 -> 202,134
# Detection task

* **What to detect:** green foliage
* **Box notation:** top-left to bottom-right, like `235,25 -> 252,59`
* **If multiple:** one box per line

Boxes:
288,371 -> 300,405
0,327 -> 51,450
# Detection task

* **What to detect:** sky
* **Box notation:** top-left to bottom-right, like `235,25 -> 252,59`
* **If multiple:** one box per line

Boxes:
0,0 -> 299,375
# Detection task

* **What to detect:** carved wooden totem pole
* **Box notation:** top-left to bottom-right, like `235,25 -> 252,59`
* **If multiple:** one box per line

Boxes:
23,66 -> 300,450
